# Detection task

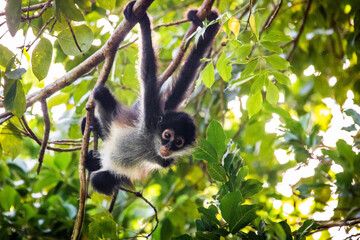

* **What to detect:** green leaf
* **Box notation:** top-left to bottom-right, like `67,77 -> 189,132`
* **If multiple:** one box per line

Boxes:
58,25 -> 94,56
219,191 -> 243,223
206,120 -> 226,156
250,74 -> 266,94
0,186 -> 21,211
241,59 -> 258,77
48,92 -> 71,108
32,38 -> 53,81
345,109 -> 360,126
266,81 -> 279,105
295,220 -> 318,240
4,78 -> 26,118
216,53 -> 232,82
266,55 -> 290,70
0,123 -> 23,159
173,234 -> 193,240
336,140 -> 356,170
207,163 -> 227,182
272,71 -> 291,86
193,139 -> 218,163
230,205 -> 262,233
199,62 -> 215,88
5,0 -> 21,37
241,179 -> 263,198
0,45 -> 14,68
97,0 -> 116,10
261,30 -> 292,42
236,44 -> 252,60
75,0 -> 92,11
261,41 -> 283,53
89,212 -> 118,239
5,68 -> 26,79
247,91 -> 262,117
55,0 -> 84,21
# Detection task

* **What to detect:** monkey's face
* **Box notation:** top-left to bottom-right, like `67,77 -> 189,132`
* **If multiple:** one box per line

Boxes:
157,111 -> 196,158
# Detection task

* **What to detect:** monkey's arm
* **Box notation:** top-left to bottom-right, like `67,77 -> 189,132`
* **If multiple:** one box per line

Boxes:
124,2 -> 161,132
164,10 -> 220,112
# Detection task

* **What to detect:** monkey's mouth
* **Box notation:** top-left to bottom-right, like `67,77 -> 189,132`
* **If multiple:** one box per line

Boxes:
159,146 -> 172,157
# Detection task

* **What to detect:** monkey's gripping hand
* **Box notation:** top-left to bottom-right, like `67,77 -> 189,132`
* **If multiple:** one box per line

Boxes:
187,9 -> 219,28
123,1 -> 150,24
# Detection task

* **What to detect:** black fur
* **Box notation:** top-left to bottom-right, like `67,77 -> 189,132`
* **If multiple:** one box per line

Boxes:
91,171 -> 132,195
82,2 -> 220,196
81,116 -> 103,139
85,150 -> 101,172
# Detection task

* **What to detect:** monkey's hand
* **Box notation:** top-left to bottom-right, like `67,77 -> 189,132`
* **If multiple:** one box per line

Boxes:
187,9 -> 219,27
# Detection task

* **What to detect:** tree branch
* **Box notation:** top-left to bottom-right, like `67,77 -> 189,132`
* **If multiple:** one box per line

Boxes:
21,0 -> 52,21
158,0 -> 216,85
0,2 -> 53,16
286,0 -> 312,61
37,100 -> 50,174
260,0 -> 283,36
118,187 -> 159,238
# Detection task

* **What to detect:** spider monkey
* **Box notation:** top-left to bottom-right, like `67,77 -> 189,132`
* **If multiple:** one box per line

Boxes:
82,1 -> 220,196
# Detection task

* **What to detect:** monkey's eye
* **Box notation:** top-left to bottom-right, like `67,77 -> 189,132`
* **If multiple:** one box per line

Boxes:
162,129 -> 173,140
175,138 -> 184,148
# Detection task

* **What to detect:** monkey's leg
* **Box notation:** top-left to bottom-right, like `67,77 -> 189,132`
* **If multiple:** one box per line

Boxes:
90,171 -> 133,196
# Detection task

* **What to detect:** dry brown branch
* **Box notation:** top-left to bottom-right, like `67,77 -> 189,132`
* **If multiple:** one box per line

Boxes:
158,0 -> 216,85
0,2 -> 53,16
19,16 -> 55,50
21,0 -> 52,21
286,0 -> 312,61
260,0 -> 283,35
108,189 -> 119,213
21,116 -> 82,152
37,100 -> 50,174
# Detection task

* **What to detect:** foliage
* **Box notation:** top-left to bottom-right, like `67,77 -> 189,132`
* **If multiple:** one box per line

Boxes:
1,0 -> 360,239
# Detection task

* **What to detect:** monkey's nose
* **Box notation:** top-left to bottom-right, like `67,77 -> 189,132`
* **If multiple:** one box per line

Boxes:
160,146 -> 172,157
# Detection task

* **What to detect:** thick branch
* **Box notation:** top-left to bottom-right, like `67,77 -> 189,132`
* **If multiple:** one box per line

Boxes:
158,0 -> 216,85
0,0 -> 154,122
286,0 -> 312,61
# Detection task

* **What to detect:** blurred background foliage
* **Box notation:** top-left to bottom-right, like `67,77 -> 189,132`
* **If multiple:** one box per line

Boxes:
0,0 -> 360,239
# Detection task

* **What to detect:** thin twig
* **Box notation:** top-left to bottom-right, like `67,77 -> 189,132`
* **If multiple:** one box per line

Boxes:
21,0 -> 52,21
65,17 -> 83,54
260,0 -> 283,35
20,16 -> 55,50
118,187 -> 159,238
108,189 -> 119,213
21,116 -> 82,152
158,0 -> 216,85
37,100 -> 50,174
286,0 -> 312,61
0,2 -> 53,16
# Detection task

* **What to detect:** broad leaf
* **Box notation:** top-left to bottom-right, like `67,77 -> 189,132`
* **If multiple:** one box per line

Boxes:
219,191 -> 243,223
32,38 -> 53,80
206,120 -> 226,156
0,45 -> 14,68
241,59 -> 258,77
266,81 -> 279,105
199,62 -> 215,88
5,0 -> 21,37
207,163 -> 227,182
272,71 -> 291,86
193,139 -> 218,163
55,0 -> 84,21
247,91 -> 262,117
58,25 -> 94,56
216,53 -> 232,82
230,205 -> 262,233
266,55 -> 290,70
228,17 -> 240,37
